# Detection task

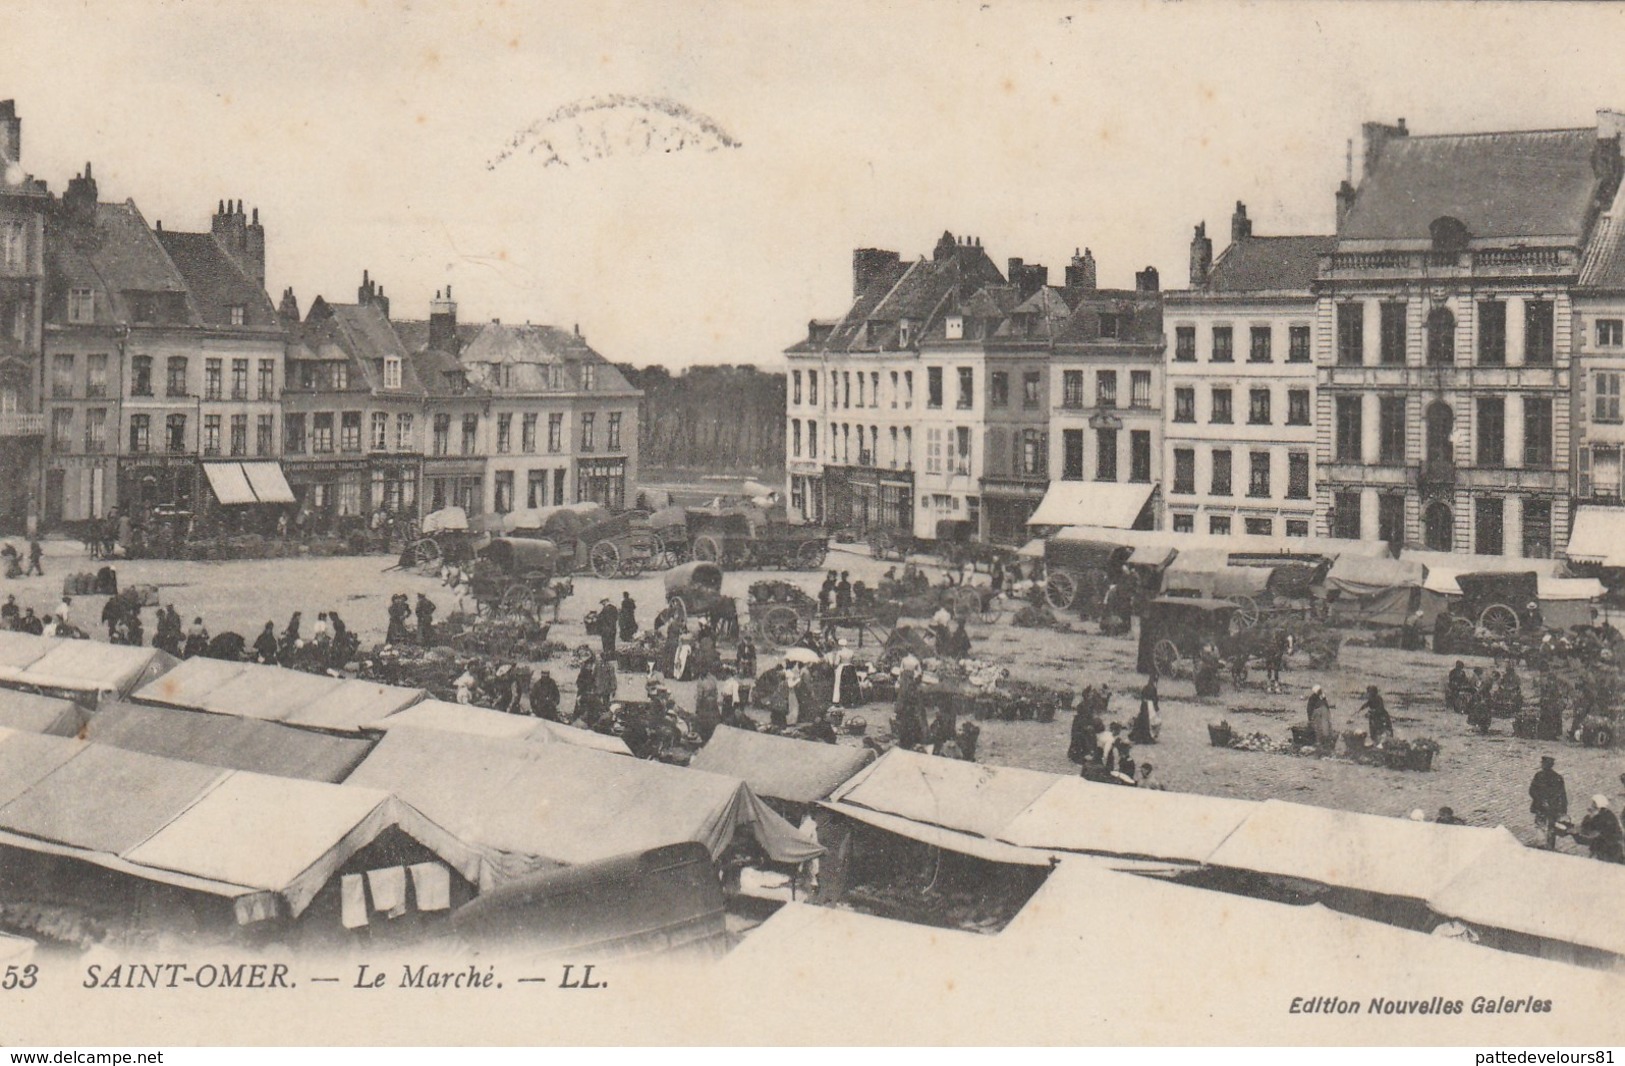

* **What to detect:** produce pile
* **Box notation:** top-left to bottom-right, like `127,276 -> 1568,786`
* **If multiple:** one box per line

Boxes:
1011,603 -> 1065,629
748,580 -> 817,609
969,679 -> 1066,723
439,612 -> 564,662
357,644 -> 467,700
1208,718 -> 1439,770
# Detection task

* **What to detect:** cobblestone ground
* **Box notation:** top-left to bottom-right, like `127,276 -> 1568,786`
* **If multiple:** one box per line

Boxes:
9,536 -> 1622,856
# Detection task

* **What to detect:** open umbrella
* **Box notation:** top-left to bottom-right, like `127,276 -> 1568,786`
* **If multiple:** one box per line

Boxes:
782,646 -> 821,664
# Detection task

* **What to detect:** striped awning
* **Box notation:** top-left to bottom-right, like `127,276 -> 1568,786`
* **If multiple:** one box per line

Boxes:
202,462 -> 296,506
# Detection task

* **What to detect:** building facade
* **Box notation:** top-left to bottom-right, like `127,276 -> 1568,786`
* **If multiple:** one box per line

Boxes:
1163,205 -> 1330,538
1315,117 -> 1622,557
0,101 -> 47,533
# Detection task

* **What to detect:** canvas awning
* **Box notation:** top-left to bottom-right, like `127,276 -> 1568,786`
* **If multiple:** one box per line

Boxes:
689,726 -> 873,805
0,692 -> 87,737
202,462 -> 257,505
131,659 -> 418,733
86,701 -> 376,783
378,699 -> 632,755
7,641 -> 177,699
1402,549 -> 1568,577
1016,538 -> 1045,559
1421,568 -> 1601,600
1430,838 -> 1625,959
1325,554 -> 1426,596
1027,481 -> 1155,529
241,462 -> 296,504
1563,504 -> 1625,567
997,776 -> 1255,864
828,748 -> 1059,840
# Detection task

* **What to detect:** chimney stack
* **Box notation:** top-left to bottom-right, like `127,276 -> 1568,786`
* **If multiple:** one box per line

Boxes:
1361,118 -> 1409,181
277,286 -> 300,325
1065,248 -> 1098,292
429,285 -> 460,354
242,204 -> 265,287
1009,260 -> 1048,300
64,162 -> 98,225
1135,266 -> 1160,293
0,100 -> 20,168
1336,179 -> 1357,233
1231,201 -> 1252,244
357,270 -> 390,318
1189,222 -> 1213,288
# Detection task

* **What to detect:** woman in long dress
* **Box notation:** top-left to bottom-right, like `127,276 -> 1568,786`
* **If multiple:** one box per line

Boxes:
1307,684 -> 1334,744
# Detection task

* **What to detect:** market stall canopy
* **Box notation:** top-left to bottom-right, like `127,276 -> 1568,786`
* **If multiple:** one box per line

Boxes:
201,462 -> 295,506
1430,838 -> 1625,961
997,777 -> 1255,864
85,701 -> 375,782
0,691 -> 86,737
1050,525 -> 1392,562
378,699 -> 632,756
131,659 -> 422,733
1402,549 -> 1568,577
689,726 -> 874,805
345,730 -> 820,879
1027,482 -> 1155,529
828,748 -> 1058,840
420,506 -> 469,534
0,636 -> 176,700
1205,799 -> 1519,902
1325,554 -> 1426,596
1161,551 -> 1273,599
1563,505 -> 1625,567
240,462 -> 296,504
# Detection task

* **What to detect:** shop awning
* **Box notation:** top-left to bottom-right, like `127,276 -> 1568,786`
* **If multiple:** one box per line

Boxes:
241,462 -> 296,504
1563,505 -> 1625,567
202,463 -> 257,505
1027,482 -> 1155,529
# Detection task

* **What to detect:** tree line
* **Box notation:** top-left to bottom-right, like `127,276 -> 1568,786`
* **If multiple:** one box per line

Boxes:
617,364 -> 786,477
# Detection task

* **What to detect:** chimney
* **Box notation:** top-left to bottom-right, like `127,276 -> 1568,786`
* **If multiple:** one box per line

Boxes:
1010,261 -> 1048,300
852,248 -> 901,297
429,285 -> 459,354
357,270 -> 389,317
934,231 -> 957,261
1007,257 -> 1023,282
0,100 -> 19,167
242,205 -> 265,287
1065,248 -> 1098,291
1135,266 -> 1160,293
1361,118 -> 1408,180
1189,222 -> 1213,288
1336,179 -> 1357,233
1231,201 -> 1252,244
63,162 -> 98,225
277,286 -> 300,325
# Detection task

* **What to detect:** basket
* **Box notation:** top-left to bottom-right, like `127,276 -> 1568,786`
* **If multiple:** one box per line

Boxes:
1288,725 -> 1316,748
1207,722 -> 1235,747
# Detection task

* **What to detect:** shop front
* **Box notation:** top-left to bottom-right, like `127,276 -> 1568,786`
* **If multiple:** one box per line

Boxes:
787,462 -> 824,524
980,476 -> 1048,545
424,458 -> 485,517
575,457 -> 626,510
198,461 -> 298,535
285,458 -> 371,535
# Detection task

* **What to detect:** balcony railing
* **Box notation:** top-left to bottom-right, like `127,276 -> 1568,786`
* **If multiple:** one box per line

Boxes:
0,413 -> 45,436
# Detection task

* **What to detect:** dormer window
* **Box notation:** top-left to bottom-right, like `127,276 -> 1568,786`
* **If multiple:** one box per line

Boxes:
945,315 -> 963,341
383,356 -> 402,389
581,365 -> 597,391
898,319 -> 914,348
68,288 -> 94,324
1099,313 -> 1119,339
228,304 -> 246,326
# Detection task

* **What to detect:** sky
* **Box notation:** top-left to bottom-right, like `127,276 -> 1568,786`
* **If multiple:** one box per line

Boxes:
9,0 -> 1625,369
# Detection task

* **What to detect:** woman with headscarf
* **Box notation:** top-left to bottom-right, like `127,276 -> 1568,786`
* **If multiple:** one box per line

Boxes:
831,644 -> 859,707
1573,795 -> 1624,863
1306,684 -> 1334,745
1359,685 -> 1392,745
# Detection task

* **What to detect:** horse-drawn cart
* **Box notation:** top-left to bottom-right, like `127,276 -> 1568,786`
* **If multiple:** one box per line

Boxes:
664,561 -> 739,636
404,506 -> 480,574
469,537 -> 574,623
686,509 -> 829,571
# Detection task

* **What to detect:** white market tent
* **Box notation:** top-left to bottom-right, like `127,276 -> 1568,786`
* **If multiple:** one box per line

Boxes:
0,634 -> 177,700
1027,482 -> 1157,529
131,658 -> 423,733
997,776 -> 1255,865
1324,554 -> 1426,626
689,725 -> 874,805
1048,524 -> 1391,561
1564,504 -> 1625,567
377,699 -> 632,755
0,690 -> 86,737
829,748 -> 1059,840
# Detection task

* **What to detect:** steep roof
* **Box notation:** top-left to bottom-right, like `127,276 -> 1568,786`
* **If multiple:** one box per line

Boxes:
289,303 -> 432,397
1579,175 -> 1625,290
392,317 -> 484,355
1053,289 -> 1163,346
47,201 -> 192,326
1203,235 -> 1336,293
153,230 -> 279,330
459,322 -> 636,395
1341,128 -> 1610,242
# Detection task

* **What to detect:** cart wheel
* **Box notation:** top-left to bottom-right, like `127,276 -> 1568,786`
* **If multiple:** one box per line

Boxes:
412,538 -> 442,572
666,595 -> 688,629
589,540 -> 620,578
762,605 -> 804,646
1230,596 -> 1260,630
797,540 -> 828,570
693,535 -> 722,564
1044,571 -> 1078,611
500,584 -> 536,621
1449,616 -> 1476,640
1153,639 -> 1182,677
1480,603 -> 1520,637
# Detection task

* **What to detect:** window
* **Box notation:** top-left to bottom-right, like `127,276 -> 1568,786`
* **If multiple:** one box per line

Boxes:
86,354 -> 107,398
1245,517 -> 1273,537
1210,388 -> 1232,424
1209,515 -> 1232,535
258,359 -> 275,400
1335,396 -> 1363,462
1523,396 -> 1553,467
1020,429 -> 1047,477
581,365 -> 597,391
199,415 -> 216,456
227,304 -> 245,327
283,414 -> 305,454
902,371 -> 912,408
231,358 -> 248,399
129,414 -> 150,454
1210,449 -> 1232,496
494,471 -> 515,514
1175,326 -> 1196,362
1172,449 -> 1195,494
1287,451 -> 1310,499
68,288 -> 93,324
51,353 -> 72,398
527,470 -> 548,509
1288,325 -> 1311,363
383,356 -> 402,390
889,371 -> 898,408
1130,430 -> 1151,483
1095,428 -> 1118,481
856,374 -> 865,408
989,371 -> 1008,408
927,367 -> 943,409
169,357 -> 189,398
396,413 -> 413,451
1598,319 -> 1624,347
791,419 -> 802,458
1378,396 -> 1406,464
1522,498 -> 1553,559
1380,302 -> 1406,365
1023,371 -> 1041,408
1211,326 -> 1233,362
548,413 -> 563,453
1173,514 -> 1195,533
1475,497 -> 1504,556
580,412 -> 595,452
337,475 -> 363,517
1287,389 -> 1311,425
956,367 -> 974,409
1130,370 -> 1151,408
1062,429 -> 1085,480
50,409 -> 71,452
256,414 -> 273,456
372,412 -> 389,451
1332,490 -> 1362,540
1062,370 -> 1085,409
888,426 -> 898,468
1286,519 -> 1309,537
1248,451 -> 1271,497
808,372 -> 818,406
608,412 -> 622,451
229,414 -> 247,456
1248,388 -> 1271,425
131,356 -> 152,397
313,413 -> 335,454
842,371 -> 851,408
1249,326 -> 1271,363
1596,372 -> 1622,422
1476,397 -> 1505,467
945,315 -> 963,340
925,428 -> 943,474
1099,314 -> 1120,340
1096,371 -> 1117,408
1173,387 -> 1195,423
340,411 -> 362,453
84,408 -> 106,454
954,427 -> 971,474
332,362 -> 349,390
1478,300 -> 1507,365
1378,493 -> 1405,545
1337,303 -> 1364,365
462,414 -> 478,455
520,413 -> 537,453
1524,300 -> 1554,364
1426,307 -> 1455,366
197,358 -> 219,400
496,413 -> 512,454
791,371 -> 802,406
0,220 -> 24,270
900,425 -> 910,467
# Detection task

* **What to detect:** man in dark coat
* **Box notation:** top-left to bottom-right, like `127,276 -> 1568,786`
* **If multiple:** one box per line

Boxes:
1067,705 -> 1097,772
386,595 -> 411,644
594,598 -> 619,655
530,669 -> 561,721
618,592 -> 638,643
1528,755 -> 1568,849
252,622 -> 279,664
415,593 -> 437,645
